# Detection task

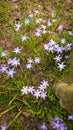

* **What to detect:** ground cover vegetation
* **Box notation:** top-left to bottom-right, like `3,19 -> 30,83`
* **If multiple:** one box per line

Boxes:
0,0 -> 73,129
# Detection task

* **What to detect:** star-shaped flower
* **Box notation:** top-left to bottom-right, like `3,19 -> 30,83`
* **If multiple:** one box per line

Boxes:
54,46 -> 63,54
57,62 -> 66,71
33,89 -> 41,99
34,57 -> 40,63
40,92 -> 47,100
40,122 -> 48,130
26,64 -> 32,69
13,47 -> 21,54
65,44 -> 72,51
24,19 -> 30,25
21,35 -> 29,42
7,58 -> 13,65
11,57 -> 20,67
54,55 -> 62,62
38,85 -> 45,91
8,57 -> 20,67
27,58 -> 34,64
40,80 -> 49,88
27,86 -> 34,94
1,123 -> 7,130
0,64 -> 8,73
6,68 -> 16,78
68,115 -> 73,120
21,86 -> 29,95
14,23 -> 22,31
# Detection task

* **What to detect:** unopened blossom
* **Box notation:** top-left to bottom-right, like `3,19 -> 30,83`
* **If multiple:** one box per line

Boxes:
21,86 -> 29,95
41,25 -> 46,30
65,55 -> 70,59
40,122 -> 48,130
13,47 -> 21,54
57,62 -> 66,71
36,28 -> 42,33
44,44 -> 49,51
42,30 -> 48,34
6,68 -> 16,78
28,14 -> 33,18
34,57 -> 40,63
57,25 -> 63,31
52,19 -> 57,22
34,31 -> 41,37
34,10 -> 39,15
68,31 -> 73,36
1,52 -> 7,57
26,64 -> 32,69
61,38 -> 66,44
21,35 -> 29,42
48,20 -> 52,26
35,18 -> 41,23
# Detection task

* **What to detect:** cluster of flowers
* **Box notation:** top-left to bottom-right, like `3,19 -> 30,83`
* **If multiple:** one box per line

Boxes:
40,115 -> 73,130
51,117 -> 67,130
14,8 -> 73,42
21,80 -> 49,99
0,47 -> 21,78
44,39 -> 73,71
14,9 -> 69,42
0,115 -> 73,130
0,48 -> 41,78
26,57 -> 40,69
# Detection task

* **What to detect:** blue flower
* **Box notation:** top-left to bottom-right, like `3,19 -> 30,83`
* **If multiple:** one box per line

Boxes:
68,115 -> 73,120
1,123 -> 7,130
40,122 -> 48,130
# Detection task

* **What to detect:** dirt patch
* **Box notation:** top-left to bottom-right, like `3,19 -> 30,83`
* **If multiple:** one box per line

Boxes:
0,40 -> 14,51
